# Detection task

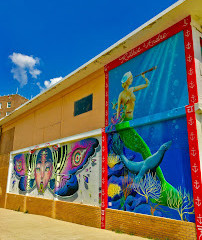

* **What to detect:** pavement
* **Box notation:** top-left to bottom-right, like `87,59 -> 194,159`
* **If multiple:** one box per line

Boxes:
0,208 -> 148,240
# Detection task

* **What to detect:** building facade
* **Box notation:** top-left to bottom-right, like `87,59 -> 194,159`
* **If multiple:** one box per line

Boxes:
0,0 -> 202,239
0,94 -> 28,118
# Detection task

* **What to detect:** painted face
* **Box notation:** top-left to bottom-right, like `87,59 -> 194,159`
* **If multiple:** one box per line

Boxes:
34,148 -> 53,193
128,76 -> 133,85
14,154 -> 26,177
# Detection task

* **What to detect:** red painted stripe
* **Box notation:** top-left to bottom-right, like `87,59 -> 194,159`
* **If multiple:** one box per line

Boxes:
183,25 -> 198,104
105,71 -> 109,127
186,105 -> 202,240
184,21 -> 201,240
101,128 -> 108,229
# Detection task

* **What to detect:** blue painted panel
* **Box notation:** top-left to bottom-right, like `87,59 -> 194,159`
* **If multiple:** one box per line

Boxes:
107,116 -> 194,222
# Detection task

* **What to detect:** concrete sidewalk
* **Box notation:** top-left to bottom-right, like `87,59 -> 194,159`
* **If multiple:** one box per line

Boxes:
0,208 -> 148,240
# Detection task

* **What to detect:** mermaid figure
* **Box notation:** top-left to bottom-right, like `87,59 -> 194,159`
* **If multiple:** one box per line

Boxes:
114,70 -> 178,205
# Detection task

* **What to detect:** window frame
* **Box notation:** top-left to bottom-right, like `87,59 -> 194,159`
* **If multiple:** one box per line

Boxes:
74,94 -> 93,117
7,102 -> 11,108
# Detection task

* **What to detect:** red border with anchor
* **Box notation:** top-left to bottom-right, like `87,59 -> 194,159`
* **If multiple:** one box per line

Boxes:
184,24 -> 201,239
102,15 -> 202,239
101,128 -> 108,229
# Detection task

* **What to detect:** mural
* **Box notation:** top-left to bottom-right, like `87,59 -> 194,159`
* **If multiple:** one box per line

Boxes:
106,31 -> 195,222
9,137 -> 101,205
108,31 -> 189,123
107,118 -> 195,222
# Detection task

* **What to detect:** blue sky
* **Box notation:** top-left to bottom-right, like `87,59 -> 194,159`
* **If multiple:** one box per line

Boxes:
0,0 -> 178,100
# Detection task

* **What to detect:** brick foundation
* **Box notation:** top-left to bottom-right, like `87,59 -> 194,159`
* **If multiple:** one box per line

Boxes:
6,193 -> 25,212
55,200 -> 101,228
4,193 -> 101,229
26,196 -> 53,218
105,208 -> 197,240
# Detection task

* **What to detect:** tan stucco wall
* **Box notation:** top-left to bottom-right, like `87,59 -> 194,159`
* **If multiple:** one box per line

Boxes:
2,68 -> 105,150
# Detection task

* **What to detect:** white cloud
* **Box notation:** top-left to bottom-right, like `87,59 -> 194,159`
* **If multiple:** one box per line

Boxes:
9,53 -> 41,87
44,77 -> 63,88
37,77 -> 63,92
29,69 -> 41,79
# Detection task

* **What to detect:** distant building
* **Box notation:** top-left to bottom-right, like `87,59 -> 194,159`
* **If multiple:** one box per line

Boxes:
0,94 -> 28,118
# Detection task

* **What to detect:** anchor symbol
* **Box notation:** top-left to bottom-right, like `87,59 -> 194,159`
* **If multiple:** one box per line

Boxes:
188,68 -> 193,75
186,42 -> 191,49
190,132 -> 195,141
185,30 -> 191,37
194,180 -> 200,190
196,196 -> 201,207
197,215 -> 202,225
191,148 -> 197,157
183,18 -> 188,26
192,163 -> 198,173
187,55 -> 192,62
189,81 -> 195,89
191,95 -> 197,103
188,117 -> 194,125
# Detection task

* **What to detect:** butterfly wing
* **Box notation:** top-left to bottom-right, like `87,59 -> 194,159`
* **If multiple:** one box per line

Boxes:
64,138 -> 99,175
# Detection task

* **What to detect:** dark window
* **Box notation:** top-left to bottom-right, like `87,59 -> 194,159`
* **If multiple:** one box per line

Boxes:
74,94 -> 93,116
7,102 -> 11,108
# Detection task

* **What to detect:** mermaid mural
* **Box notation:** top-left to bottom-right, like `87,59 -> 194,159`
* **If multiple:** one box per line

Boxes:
112,69 -> 178,205
107,64 -> 194,221
116,70 -> 151,121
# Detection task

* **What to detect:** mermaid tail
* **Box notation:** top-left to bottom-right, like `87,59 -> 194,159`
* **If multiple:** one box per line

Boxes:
115,121 -> 179,206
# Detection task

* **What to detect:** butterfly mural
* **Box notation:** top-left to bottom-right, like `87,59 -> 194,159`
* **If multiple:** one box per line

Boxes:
12,138 -> 99,197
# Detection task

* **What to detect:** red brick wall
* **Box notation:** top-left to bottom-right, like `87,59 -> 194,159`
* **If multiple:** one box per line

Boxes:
0,94 -> 27,118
